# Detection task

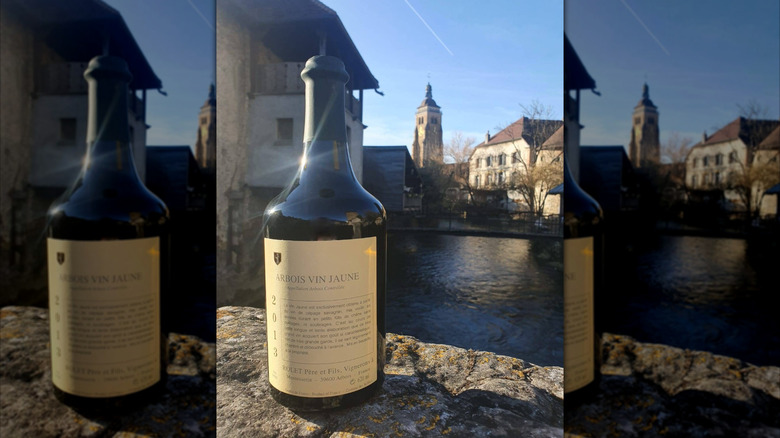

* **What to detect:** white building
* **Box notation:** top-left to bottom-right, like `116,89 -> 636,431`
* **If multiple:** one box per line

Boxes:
1,0 -> 160,279
217,0 -> 380,272
686,117 -> 779,217
469,117 -> 563,215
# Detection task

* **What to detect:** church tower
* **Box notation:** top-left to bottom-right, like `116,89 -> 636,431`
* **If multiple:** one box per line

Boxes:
628,83 -> 660,168
411,83 -> 443,168
195,84 -> 216,173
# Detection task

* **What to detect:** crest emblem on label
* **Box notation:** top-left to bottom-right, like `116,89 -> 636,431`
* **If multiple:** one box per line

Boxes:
274,252 -> 282,265
57,252 -> 65,265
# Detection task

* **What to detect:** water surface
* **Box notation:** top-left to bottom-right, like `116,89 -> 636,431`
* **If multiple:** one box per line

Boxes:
604,235 -> 780,366
387,233 -> 563,366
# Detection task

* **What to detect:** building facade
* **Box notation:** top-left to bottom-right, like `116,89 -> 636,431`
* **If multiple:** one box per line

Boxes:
627,83 -> 660,168
216,0 -> 380,274
411,83 -> 443,168
1,0 -> 160,293
195,84 -> 217,173
469,117 -> 563,215
686,117 -> 779,217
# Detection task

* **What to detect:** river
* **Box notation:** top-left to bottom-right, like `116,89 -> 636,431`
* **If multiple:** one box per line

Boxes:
387,232 -> 563,367
602,235 -> 780,366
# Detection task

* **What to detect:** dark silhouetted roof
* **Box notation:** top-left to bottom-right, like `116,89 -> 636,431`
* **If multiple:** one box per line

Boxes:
146,146 -> 200,211
222,0 -> 378,90
4,0 -> 161,90
564,34 -> 596,92
362,146 -> 422,212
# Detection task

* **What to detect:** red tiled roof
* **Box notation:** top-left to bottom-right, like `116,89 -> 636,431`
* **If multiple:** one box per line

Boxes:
474,117 -> 563,149
691,117 -> 779,149
758,125 -> 780,150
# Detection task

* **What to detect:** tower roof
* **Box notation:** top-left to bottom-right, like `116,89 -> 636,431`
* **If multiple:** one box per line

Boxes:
635,82 -> 657,108
418,83 -> 440,108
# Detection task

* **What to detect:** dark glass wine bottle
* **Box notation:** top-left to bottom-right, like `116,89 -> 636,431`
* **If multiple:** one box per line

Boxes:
46,55 -> 169,410
562,158 -> 603,407
262,55 -> 386,411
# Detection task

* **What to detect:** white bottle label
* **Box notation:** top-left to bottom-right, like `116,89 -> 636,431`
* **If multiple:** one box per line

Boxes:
47,237 -> 161,397
265,237 -> 378,398
564,236 -> 595,393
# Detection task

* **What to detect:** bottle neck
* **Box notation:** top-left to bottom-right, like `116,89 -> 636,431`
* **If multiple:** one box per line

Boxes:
300,140 -> 357,182
298,55 -> 356,182
83,56 -> 138,177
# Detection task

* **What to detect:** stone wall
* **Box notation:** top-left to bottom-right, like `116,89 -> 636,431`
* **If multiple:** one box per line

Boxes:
217,306 -> 564,437
565,333 -> 780,437
0,306 -> 216,437
6,304 -> 776,436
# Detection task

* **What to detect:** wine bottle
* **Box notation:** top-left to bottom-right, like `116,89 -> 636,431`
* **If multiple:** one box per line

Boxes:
46,56 -> 169,410
262,55 -> 386,411
562,158 -> 603,407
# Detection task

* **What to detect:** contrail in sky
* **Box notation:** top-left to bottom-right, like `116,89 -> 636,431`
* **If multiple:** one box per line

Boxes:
186,0 -> 214,31
619,0 -> 670,56
403,0 -> 454,56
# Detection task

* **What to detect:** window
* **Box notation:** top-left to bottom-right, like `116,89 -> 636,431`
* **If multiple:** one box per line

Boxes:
512,152 -> 519,164
715,153 -> 723,165
487,174 -> 493,185
715,171 -> 721,185
486,156 -> 492,167
691,175 -> 697,188
704,173 -> 710,185
729,151 -> 737,163
498,172 -> 504,185
693,158 -> 698,168
276,118 -> 293,144
59,118 -> 76,145
634,117 -> 640,125
648,117 -> 655,125
703,156 -> 709,167
474,175 -> 480,187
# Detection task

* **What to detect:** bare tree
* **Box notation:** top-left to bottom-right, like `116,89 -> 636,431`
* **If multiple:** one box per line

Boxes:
442,131 -> 476,204
444,131 -> 476,164
500,100 -> 563,217
724,100 -> 779,220
661,132 -> 694,165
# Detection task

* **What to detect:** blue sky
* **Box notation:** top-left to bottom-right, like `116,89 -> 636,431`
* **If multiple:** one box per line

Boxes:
103,0 -> 215,148
321,0 -> 564,149
565,0 -> 780,150
105,1 -> 561,152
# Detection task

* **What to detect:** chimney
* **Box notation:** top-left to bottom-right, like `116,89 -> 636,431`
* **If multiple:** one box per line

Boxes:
702,131 -> 708,143
485,131 -> 491,143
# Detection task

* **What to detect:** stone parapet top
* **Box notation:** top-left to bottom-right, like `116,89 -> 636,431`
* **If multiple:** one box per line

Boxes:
217,306 -> 564,437
0,306 -> 216,437
565,333 -> 780,437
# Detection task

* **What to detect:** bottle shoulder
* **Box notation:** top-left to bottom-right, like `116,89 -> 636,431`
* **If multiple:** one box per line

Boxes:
265,179 -> 385,221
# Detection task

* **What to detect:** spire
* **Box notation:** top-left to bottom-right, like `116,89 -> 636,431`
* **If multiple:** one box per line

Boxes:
636,82 -> 656,108
418,82 -> 440,108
